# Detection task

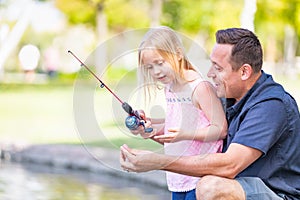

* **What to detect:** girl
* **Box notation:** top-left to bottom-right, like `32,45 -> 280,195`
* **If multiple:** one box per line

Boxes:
131,26 -> 227,200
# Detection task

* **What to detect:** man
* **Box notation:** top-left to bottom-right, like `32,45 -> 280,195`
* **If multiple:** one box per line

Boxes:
120,28 -> 300,200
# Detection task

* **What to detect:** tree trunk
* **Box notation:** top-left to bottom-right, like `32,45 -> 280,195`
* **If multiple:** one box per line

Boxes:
150,0 -> 162,27
240,0 -> 256,32
95,1 -> 108,76
0,3 -> 33,80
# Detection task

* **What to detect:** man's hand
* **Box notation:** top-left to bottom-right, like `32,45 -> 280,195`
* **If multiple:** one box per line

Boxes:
120,144 -> 165,172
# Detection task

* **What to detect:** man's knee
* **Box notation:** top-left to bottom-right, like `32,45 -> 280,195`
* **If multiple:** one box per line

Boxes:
196,175 -> 245,200
196,175 -> 221,199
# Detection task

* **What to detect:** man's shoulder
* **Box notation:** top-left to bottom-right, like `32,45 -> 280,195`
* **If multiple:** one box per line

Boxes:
249,74 -> 287,105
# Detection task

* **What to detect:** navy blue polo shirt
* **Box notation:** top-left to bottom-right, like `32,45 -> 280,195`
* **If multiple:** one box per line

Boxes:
223,71 -> 300,199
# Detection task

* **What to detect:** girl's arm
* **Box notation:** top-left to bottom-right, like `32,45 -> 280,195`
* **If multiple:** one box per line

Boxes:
154,81 -> 227,143
190,81 -> 227,141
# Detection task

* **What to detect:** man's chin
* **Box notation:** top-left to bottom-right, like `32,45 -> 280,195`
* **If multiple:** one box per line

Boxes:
216,91 -> 225,98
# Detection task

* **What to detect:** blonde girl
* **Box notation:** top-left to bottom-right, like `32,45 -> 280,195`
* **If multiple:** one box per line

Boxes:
130,26 -> 227,200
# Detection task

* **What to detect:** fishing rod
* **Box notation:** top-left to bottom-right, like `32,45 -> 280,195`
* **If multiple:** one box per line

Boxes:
68,50 -> 153,133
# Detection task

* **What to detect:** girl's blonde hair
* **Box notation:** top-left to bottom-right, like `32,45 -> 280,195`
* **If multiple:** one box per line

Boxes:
138,26 -> 195,102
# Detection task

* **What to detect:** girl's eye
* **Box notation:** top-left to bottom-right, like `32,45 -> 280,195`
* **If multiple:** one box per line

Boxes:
145,64 -> 153,69
157,60 -> 164,66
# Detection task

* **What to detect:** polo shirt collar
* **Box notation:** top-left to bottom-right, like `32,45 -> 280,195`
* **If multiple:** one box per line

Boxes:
226,70 -> 267,122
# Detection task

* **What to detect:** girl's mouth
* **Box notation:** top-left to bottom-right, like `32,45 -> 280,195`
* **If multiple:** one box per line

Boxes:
157,75 -> 166,81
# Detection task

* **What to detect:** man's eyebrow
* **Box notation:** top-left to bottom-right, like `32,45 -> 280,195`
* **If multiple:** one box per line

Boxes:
210,60 -> 218,65
211,60 -> 223,68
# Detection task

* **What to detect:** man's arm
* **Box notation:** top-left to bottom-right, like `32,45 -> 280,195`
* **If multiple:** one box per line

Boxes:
120,143 -> 262,178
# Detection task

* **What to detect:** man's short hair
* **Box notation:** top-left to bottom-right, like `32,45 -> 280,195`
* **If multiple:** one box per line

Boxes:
216,28 -> 263,73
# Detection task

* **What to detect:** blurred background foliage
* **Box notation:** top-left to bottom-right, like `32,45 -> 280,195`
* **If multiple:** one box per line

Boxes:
1,0 -> 300,145
1,0 -> 300,79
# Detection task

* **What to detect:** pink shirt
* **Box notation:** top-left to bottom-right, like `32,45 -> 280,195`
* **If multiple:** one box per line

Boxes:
164,78 -> 223,192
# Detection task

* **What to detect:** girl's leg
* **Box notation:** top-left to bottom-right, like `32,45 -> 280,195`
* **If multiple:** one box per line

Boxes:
172,189 -> 196,200
184,189 -> 196,200
172,191 -> 186,200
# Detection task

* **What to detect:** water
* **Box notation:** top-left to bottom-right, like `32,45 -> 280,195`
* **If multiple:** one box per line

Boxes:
0,161 -> 170,200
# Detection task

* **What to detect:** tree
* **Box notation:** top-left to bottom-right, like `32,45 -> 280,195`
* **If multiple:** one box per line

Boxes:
255,0 -> 300,68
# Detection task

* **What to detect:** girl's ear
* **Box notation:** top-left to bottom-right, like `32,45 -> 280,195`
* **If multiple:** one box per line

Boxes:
176,47 -> 183,61
240,64 -> 253,80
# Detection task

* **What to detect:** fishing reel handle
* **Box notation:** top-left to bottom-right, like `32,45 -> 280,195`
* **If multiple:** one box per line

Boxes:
122,102 -> 153,133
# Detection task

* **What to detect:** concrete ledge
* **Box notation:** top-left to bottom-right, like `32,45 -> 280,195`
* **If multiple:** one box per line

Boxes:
1,144 -> 167,189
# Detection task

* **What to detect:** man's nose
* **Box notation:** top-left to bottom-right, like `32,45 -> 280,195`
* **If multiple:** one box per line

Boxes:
207,67 -> 215,78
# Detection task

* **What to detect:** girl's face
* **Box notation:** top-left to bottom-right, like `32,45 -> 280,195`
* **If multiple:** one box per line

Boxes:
141,49 -> 176,85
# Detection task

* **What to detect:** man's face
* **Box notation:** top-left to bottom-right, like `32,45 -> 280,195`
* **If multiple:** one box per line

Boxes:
207,43 -> 243,100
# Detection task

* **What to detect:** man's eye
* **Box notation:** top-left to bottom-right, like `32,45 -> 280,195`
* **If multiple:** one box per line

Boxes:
214,64 -> 221,71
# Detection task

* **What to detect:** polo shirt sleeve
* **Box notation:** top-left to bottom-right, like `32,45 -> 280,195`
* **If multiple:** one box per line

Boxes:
231,99 -> 288,155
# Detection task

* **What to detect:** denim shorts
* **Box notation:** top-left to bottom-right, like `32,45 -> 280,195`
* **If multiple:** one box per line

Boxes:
172,189 -> 196,200
236,177 -> 286,200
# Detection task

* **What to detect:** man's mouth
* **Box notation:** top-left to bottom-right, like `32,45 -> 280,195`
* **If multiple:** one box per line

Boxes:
214,82 -> 220,88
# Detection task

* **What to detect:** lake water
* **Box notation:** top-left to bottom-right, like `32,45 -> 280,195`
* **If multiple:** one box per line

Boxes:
0,161 -> 170,200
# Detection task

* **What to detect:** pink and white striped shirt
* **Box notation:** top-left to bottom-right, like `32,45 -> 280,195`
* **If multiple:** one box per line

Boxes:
164,78 -> 223,192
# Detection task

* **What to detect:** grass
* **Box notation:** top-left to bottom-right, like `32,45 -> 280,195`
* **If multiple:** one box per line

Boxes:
0,83 -> 79,144
0,82 -> 161,151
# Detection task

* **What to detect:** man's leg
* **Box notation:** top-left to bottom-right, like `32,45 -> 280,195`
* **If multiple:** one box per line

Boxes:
235,177 -> 285,200
196,175 -> 245,200
196,176 -> 284,200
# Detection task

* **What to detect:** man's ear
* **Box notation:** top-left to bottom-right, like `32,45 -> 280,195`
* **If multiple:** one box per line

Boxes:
241,64 -> 253,80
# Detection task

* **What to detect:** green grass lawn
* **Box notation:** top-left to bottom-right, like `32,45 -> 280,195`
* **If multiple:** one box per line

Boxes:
0,74 -> 299,151
0,82 -> 161,151
0,84 -> 78,144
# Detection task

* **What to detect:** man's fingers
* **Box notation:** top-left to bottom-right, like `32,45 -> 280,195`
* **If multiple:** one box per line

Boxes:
120,147 -> 127,161
120,144 -> 136,160
120,144 -> 146,172
122,144 -> 141,156
120,144 -> 134,170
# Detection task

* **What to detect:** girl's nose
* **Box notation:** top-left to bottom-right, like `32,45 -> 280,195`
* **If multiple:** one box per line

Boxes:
153,65 -> 161,74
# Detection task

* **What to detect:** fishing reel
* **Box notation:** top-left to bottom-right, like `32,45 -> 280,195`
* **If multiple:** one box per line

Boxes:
122,103 -> 153,133
125,115 -> 153,133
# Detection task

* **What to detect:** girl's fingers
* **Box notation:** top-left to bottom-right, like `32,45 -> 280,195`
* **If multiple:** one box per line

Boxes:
167,128 -> 179,132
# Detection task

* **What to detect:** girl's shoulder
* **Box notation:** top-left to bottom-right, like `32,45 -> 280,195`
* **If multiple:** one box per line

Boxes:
186,71 -> 207,89
185,70 -> 207,82
185,70 -> 200,81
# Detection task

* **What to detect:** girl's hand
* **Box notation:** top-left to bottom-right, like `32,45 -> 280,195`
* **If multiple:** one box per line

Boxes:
140,119 -> 156,139
128,110 -> 155,139
154,128 -> 182,143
